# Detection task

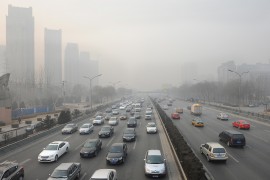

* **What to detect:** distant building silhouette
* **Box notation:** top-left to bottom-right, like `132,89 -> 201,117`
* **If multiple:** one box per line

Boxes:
0,45 -> 6,77
64,43 -> 79,85
217,61 -> 237,83
44,28 -> 62,86
89,60 -> 99,87
6,5 -> 35,84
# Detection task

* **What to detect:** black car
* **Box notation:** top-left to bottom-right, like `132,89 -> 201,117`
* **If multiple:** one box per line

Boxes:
127,117 -> 137,127
62,123 -> 78,134
98,125 -> 114,138
80,139 -> 102,158
106,143 -> 128,165
0,161 -> 24,180
219,130 -> 246,147
122,128 -> 136,142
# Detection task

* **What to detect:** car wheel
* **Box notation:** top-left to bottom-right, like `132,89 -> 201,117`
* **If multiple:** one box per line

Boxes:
207,155 -> 211,162
77,171 -> 80,178
54,155 -> 58,162
94,151 -> 98,157
227,141 -> 231,147
122,157 -> 125,163
200,148 -> 203,154
19,176 -> 23,180
66,147 -> 69,153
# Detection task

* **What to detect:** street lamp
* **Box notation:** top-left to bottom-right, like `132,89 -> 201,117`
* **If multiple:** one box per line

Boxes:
228,69 -> 249,110
83,74 -> 102,110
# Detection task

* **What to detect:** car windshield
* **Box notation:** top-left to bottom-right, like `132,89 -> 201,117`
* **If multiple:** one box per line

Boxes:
96,116 -> 101,120
84,142 -> 96,148
101,127 -> 110,131
81,124 -> 89,128
110,117 -> 117,120
146,111 -> 152,115
109,146 -> 122,153
213,148 -> 226,153
146,155 -> 164,164
124,129 -> 134,134
91,178 -> 107,180
51,170 -> 68,178
45,144 -> 58,150
65,124 -> 74,128
128,120 -> 135,123
147,123 -> 156,127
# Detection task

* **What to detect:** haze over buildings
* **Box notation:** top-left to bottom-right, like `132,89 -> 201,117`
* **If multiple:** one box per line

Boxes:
0,45 -> 6,76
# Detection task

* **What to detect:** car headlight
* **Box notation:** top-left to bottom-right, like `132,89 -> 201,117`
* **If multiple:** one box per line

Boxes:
118,157 -> 122,160
145,167 -> 151,173
38,155 -> 41,158
49,155 -> 54,158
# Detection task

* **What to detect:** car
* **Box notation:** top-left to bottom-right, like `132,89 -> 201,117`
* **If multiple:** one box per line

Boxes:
127,117 -> 137,127
106,143 -> 127,165
105,113 -> 112,121
191,118 -> 204,127
122,128 -> 136,142
144,150 -> 166,177
111,105 -> 117,109
219,130 -> 246,147
167,102 -> 172,106
200,142 -> 228,162
134,112 -> 141,119
48,162 -> 81,180
79,123 -> 94,134
163,105 -> 169,110
105,108 -> 112,113
119,106 -> 126,110
0,161 -> 24,180
62,123 -> 78,134
25,122 -> 42,133
90,169 -> 117,180
175,108 -> 183,114
232,120 -> 250,129
146,122 -> 157,134
130,110 -> 135,116
217,113 -> 229,120
171,112 -> 180,119
119,113 -> 128,120
93,116 -> 105,125
112,110 -> 119,115
99,125 -> 114,138
126,107 -> 132,112
38,141 -> 70,162
108,117 -> 119,126
80,139 -> 102,158
135,107 -> 141,112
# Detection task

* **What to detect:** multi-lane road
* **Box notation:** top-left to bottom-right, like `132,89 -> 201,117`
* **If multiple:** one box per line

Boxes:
160,99 -> 270,180
0,102 -> 181,180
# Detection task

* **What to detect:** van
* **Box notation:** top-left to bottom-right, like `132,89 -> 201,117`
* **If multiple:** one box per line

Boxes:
219,130 -> 246,147
200,142 -> 228,162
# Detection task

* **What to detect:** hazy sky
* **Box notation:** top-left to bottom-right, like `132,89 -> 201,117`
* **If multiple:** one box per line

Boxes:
1,0 -> 270,91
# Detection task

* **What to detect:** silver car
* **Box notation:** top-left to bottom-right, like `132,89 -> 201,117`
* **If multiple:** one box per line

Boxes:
79,123 -> 94,134
144,150 -> 166,178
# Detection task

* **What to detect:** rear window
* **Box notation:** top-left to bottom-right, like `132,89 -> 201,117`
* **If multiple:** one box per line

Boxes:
213,148 -> 226,153
232,134 -> 245,139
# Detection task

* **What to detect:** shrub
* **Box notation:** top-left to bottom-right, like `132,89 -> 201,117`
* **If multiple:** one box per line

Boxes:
0,121 -> 6,126
58,110 -> 71,124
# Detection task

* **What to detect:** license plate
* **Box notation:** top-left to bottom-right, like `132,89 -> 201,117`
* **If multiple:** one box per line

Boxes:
237,141 -> 241,143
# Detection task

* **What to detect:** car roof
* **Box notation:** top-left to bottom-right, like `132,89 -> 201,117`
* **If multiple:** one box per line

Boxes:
147,122 -> 156,125
206,142 -> 225,148
111,143 -> 125,147
91,169 -> 116,178
82,123 -> 91,126
147,150 -> 162,156
0,161 -> 18,171
223,130 -> 243,135
54,163 -> 74,170
86,139 -> 98,143
50,141 -> 66,145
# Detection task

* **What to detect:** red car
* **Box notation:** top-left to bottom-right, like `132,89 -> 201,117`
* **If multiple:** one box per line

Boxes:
232,120 -> 250,129
171,113 -> 180,119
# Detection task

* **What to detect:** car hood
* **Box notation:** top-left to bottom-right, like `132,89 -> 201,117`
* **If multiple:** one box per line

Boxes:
145,163 -> 165,171
79,128 -> 89,131
99,130 -> 110,134
147,127 -> 156,130
107,152 -> 123,158
123,133 -> 135,137
62,128 -> 72,131
80,147 -> 96,153
39,150 -> 57,156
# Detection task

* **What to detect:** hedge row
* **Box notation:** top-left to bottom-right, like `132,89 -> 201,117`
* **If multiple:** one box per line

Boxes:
151,98 -> 207,180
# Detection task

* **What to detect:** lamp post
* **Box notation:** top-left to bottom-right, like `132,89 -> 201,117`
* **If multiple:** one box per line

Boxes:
228,69 -> 249,110
84,74 -> 102,110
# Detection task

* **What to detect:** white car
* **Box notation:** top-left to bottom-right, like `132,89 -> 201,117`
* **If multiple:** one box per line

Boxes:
144,150 -> 166,177
119,106 -> 126,110
79,123 -> 94,134
217,113 -> 229,120
112,110 -> 119,115
93,116 -> 105,125
108,117 -> 119,126
38,141 -> 69,162
146,122 -> 157,133
90,169 -> 117,180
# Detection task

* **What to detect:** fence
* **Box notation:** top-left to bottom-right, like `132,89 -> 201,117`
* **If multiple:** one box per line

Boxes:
12,106 -> 53,119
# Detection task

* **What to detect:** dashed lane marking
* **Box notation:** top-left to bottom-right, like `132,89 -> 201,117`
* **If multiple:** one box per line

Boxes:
133,140 -> 137,149
20,159 -> 31,165
106,137 -> 115,147
63,135 -> 72,140
80,172 -> 87,180
227,153 -> 240,163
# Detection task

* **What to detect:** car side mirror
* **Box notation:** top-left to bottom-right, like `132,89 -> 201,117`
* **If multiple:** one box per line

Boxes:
144,159 -> 146,161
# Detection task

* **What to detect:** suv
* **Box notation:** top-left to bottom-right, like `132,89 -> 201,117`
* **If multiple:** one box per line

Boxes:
144,150 -> 166,177
219,130 -> 246,147
90,169 -> 117,180
93,116 -> 104,125
0,161 -> 24,180
217,113 -> 229,120
48,162 -> 81,180
200,142 -> 228,162
106,143 -> 127,165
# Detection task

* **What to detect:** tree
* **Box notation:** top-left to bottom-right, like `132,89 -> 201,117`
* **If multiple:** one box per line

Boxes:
19,101 -> 26,108
11,101 -> 18,110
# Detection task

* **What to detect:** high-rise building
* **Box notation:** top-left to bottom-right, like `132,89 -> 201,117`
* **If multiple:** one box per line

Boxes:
0,45 -> 6,76
217,61 -> 237,83
64,43 -> 79,85
6,5 -> 35,83
79,51 -> 91,86
89,60 -> 99,87
44,28 -> 62,86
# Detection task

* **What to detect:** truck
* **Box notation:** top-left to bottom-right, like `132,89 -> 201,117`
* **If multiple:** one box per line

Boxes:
191,104 -> 202,116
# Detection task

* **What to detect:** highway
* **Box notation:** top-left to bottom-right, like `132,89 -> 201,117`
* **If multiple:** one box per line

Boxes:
160,99 -> 270,180
0,101 -> 180,180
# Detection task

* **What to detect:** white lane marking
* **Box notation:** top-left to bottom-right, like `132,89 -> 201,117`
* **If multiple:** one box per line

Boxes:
133,140 -> 137,149
20,159 -> 31,165
63,135 -> 71,140
245,145 -> 252,149
251,125 -> 256,128
264,129 -> 270,133
227,153 -> 239,163
80,172 -> 87,180
75,140 -> 87,150
106,137 -> 115,147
